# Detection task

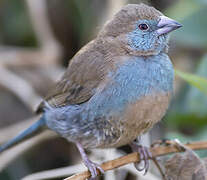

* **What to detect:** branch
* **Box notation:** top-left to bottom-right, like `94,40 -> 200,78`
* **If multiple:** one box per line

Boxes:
0,66 -> 41,110
22,164 -> 84,180
25,0 -> 62,66
22,146 -> 160,180
64,141 -> 207,180
0,0 -> 62,68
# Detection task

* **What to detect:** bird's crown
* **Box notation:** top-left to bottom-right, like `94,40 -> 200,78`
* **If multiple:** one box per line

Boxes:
99,4 -> 163,37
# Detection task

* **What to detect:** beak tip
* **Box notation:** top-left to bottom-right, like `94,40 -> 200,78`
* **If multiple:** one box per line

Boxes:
157,16 -> 182,36
174,22 -> 183,29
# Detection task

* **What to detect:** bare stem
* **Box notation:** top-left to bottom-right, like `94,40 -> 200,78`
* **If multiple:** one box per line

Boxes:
64,141 -> 207,180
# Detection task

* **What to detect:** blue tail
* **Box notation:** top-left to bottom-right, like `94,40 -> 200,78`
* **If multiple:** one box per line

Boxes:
0,116 -> 46,153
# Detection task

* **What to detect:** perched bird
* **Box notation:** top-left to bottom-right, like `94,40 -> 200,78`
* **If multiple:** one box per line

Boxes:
0,3 -> 182,179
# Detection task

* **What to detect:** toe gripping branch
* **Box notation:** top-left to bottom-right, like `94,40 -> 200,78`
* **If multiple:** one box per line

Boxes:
76,143 -> 104,179
130,142 -> 153,174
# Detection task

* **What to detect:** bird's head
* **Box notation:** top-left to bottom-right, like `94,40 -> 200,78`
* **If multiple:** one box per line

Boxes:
98,4 -> 182,56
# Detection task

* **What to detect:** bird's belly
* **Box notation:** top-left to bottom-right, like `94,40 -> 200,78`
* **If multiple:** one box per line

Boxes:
45,92 -> 171,149
100,92 -> 171,148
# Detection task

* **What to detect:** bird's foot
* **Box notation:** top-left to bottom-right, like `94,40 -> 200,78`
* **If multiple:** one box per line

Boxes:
84,158 -> 104,180
76,142 -> 104,180
130,142 -> 152,174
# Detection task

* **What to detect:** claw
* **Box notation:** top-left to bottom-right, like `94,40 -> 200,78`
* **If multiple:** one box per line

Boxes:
76,143 -> 104,179
85,159 -> 104,179
130,142 -> 152,174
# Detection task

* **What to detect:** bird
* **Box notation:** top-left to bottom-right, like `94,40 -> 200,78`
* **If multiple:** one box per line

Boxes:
0,3 -> 182,179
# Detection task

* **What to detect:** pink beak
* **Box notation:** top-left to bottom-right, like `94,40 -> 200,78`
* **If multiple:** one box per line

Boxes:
157,16 -> 182,36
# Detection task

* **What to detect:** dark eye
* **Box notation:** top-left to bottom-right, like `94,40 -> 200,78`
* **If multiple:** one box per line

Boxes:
138,23 -> 149,31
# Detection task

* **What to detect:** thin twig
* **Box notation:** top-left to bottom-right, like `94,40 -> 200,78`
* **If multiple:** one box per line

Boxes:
0,0 -> 62,68
0,66 -> 41,110
25,0 -> 62,66
120,164 -> 160,180
64,141 -> 207,180
22,164 -> 85,180
22,148 -> 160,180
152,158 -> 167,180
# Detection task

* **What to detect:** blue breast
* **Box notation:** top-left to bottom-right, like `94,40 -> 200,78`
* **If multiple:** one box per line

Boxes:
44,53 -> 174,147
86,53 -> 174,119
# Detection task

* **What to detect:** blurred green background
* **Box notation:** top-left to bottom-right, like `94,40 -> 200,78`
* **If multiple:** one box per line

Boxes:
0,0 -> 207,179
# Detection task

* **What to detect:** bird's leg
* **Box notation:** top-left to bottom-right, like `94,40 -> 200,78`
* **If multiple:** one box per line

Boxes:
129,140 -> 152,174
76,142 -> 104,179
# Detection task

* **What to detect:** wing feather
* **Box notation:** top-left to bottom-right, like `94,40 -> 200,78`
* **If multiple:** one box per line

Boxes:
36,40 -> 108,113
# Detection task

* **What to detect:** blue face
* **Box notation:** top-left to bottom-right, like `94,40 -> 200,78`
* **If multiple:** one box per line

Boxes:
128,19 -> 169,54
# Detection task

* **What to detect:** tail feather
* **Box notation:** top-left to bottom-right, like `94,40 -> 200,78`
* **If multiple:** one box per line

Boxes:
0,116 -> 46,153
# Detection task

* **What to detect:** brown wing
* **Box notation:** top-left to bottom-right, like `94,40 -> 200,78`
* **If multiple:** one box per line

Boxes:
36,40 -> 108,113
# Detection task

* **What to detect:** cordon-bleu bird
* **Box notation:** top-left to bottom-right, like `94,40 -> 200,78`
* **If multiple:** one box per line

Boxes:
0,3 -> 182,179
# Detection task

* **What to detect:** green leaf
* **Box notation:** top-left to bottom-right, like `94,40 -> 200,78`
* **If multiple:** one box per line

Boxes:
175,69 -> 207,95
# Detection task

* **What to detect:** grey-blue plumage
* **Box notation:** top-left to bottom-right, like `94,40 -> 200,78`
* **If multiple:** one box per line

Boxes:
45,53 -> 173,149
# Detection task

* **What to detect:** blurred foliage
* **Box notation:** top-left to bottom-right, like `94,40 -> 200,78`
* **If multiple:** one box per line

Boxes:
167,0 -> 202,19
0,0 -> 37,47
162,0 -> 207,152
175,69 -> 207,96
173,6 -> 207,49
168,0 -> 207,49
184,55 -> 207,117
168,55 -> 207,132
